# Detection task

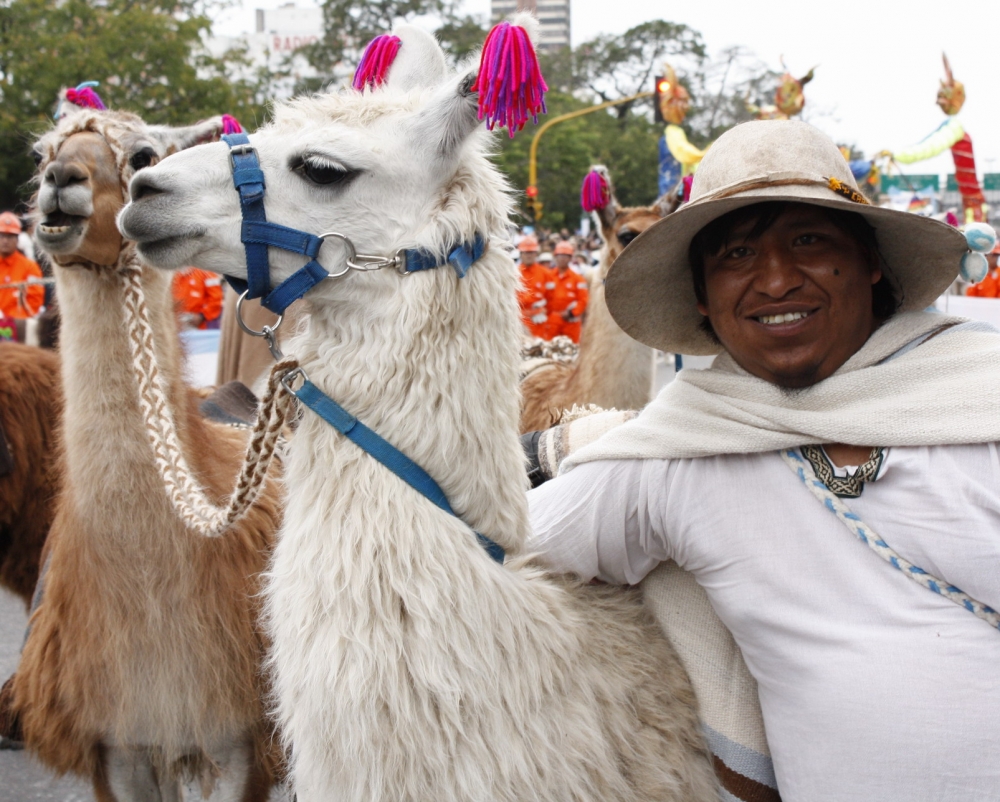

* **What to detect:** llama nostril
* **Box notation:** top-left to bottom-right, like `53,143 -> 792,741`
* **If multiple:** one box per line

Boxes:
47,161 -> 89,188
130,173 -> 165,202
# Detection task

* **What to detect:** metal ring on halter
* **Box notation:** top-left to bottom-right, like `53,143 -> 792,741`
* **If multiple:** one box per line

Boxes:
236,289 -> 285,360
319,232 -> 402,277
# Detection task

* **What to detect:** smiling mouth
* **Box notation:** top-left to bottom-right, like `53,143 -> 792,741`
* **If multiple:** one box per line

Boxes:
755,310 -> 816,326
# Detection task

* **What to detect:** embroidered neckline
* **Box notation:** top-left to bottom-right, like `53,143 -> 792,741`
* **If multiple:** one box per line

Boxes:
800,445 -> 885,498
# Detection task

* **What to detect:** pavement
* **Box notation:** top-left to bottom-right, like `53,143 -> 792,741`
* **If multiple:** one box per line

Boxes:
0,588 -> 95,802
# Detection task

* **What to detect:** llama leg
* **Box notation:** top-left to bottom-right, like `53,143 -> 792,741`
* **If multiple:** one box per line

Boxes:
201,740 -> 267,802
94,745 -> 163,802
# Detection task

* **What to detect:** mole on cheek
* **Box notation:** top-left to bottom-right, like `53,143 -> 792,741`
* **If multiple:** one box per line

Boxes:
834,269 -> 840,276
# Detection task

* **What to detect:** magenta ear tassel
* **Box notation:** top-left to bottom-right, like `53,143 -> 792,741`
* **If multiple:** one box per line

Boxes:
472,21 -> 548,137
221,114 -> 244,135
352,34 -> 403,91
65,85 -> 106,111
580,170 -> 610,212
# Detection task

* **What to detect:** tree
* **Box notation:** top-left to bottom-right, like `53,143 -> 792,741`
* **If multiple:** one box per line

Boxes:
573,21 -> 706,119
0,0 -> 269,211
298,0 -> 472,91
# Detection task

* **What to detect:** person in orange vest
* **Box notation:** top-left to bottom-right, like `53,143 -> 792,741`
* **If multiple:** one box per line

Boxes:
517,235 -> 557,339
966,241 -> 1000,298
548,241 -> 589,342
0,212 -> 44,319
172,267 -> 224,329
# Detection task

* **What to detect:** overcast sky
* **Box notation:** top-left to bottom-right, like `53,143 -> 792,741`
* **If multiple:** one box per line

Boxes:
218,0 -> 999,178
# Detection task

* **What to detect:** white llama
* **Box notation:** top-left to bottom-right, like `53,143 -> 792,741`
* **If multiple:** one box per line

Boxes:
120,21 -> 718,802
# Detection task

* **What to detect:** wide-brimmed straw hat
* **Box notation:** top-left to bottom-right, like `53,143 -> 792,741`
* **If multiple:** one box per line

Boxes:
606,120 -> 969,355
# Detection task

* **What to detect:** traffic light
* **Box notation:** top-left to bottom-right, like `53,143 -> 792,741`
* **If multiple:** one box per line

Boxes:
525,185 -> 542,220
653,76 -> 671,124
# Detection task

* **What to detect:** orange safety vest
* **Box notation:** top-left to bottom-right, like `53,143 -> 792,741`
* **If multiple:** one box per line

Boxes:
966,269 -> 1000,298
172,268 -> 223,328
0,251 -> 44,318
519,261 -> 557,339
548,267 -> 589,343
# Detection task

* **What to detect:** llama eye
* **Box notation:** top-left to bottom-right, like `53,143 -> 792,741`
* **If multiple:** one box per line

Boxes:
295,158 -> 355,187
32,149 -> 44,167
617,230 -> 638,247
129,147 -> 156,172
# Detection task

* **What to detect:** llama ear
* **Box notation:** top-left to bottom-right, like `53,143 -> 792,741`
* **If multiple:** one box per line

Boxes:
583,166 -> 621,229
411,71 -> 482,159
375,24 -> 447,92
653,180 -> 683,217
145,116 -> 229,155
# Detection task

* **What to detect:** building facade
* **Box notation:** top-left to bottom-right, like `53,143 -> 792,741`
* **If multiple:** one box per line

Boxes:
491,0 -> 570,51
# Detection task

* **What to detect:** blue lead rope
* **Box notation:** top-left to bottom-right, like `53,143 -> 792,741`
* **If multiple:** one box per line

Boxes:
288,374 -> 505,565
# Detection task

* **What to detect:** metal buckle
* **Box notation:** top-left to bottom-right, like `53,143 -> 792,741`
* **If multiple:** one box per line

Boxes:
235,290 -> 284,360
280,366 -> 307,394
228,143 -> 256,171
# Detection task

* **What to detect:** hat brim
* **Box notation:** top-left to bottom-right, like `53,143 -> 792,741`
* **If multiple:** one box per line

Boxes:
605,186 -> 969,355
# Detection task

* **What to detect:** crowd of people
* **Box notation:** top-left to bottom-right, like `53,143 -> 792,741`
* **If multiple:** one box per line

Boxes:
513,228 -> 598,343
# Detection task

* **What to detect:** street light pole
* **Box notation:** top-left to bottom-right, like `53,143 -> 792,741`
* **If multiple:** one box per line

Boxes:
525,90 -> 654,220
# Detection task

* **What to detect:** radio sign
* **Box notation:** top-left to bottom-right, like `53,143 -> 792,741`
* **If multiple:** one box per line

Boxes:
271,34 -> 318,53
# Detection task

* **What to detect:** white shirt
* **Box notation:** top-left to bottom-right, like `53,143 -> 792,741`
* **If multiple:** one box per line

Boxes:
528,445 -> 1000,801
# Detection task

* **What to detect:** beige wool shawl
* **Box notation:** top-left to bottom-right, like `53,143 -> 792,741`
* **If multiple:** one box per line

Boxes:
544,310 -> 1000,802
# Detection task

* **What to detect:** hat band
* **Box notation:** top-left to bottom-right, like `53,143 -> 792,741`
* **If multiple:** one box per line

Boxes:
693,173 -> 870,207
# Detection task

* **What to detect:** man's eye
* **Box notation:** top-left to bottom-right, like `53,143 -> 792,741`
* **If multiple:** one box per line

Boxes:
724,246 -> 751,259
795,234 -> 820,246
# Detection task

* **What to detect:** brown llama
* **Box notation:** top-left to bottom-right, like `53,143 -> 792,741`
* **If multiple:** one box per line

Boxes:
0,343 -> 61,607
11,108 -> 283,801
520,165 -> 679,432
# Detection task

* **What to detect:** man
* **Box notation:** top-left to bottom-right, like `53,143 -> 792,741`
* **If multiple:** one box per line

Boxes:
528,121 -> 1000,801
516,235 -> 556,339
0,212 -> 43,318
548,240 -> 589,342
966,240 -> 1000,297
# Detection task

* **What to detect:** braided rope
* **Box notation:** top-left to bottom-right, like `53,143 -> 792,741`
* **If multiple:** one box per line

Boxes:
119,262 -> 296,537
781,448 -> 1000,631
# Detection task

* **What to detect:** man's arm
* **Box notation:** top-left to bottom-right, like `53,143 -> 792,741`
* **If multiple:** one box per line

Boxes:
526,458 -> 671,585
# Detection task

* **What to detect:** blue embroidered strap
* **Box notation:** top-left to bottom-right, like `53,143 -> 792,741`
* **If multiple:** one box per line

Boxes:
289,376 -> 505,565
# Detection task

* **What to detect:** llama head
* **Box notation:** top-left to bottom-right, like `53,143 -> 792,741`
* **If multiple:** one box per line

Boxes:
119,17 -> 540,302
32,108 -> 229,269
585,165 -> 680,278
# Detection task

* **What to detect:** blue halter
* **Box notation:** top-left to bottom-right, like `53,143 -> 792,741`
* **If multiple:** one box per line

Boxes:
221,133 -> 486,315
220,133 -> 503,565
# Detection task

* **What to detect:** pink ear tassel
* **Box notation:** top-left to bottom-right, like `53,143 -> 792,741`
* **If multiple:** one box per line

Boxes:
682,175 -> 694,204
472,21 -> 548,137
65,86 -> 106,111
221,114 -> 244,135
352,34 -> 402,91
580,170 -> 610,212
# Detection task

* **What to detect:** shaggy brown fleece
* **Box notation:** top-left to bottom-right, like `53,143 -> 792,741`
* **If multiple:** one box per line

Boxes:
0,343 -> 62,607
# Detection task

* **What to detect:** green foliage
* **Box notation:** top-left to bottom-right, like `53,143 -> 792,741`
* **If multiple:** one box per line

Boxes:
493,92 -> 662,230
0,0 -> 268,211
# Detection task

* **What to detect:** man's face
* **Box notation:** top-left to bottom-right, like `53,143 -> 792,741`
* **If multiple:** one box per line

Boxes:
521,250 -> 538,266
0,233 -> 18,257
696,204 -> 881,389
555,253 -> 571,270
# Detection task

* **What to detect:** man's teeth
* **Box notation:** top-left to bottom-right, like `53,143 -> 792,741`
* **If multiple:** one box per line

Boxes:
758,311 -> 809,325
